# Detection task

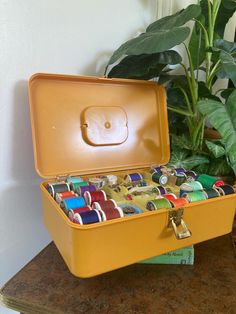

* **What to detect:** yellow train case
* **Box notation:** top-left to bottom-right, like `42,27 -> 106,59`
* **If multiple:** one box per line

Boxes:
28,73 -> 236,278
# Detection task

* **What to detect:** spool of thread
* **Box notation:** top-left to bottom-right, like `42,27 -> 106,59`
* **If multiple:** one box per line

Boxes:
214,180 -> 225,187
182,191 -> 207,202
172,168 -> 186,176
84,190 -> 107,205
67,177 -> 84,184
61,196 -> 86,211
75,209 -> 102,225
55,191 -> 77,203
68,206 -> 92,220
71,181 -> 89,191
92,199 -> 117,211
175,175 -> 186,186
119,204 -> 143,216
146,198 -> 172,211
125,173 -> 143,182
152,171 -> 168,186
47,182 -> 70,198
197,174 -> 217,188
77,185 -> 96,196
185,171 -> 197,180
162,193 -> 177,201
156,186 -> 167,195
88,177 -> 105,189
170,198 -> 189,208
202,188 -> 220,199
180,181 -> 203,192
99,207 -> 124,221
215,185 -> 235,196
106,175 -> 118,186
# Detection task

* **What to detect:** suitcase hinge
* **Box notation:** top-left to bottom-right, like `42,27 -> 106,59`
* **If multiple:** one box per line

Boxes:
168,208 -> 192,240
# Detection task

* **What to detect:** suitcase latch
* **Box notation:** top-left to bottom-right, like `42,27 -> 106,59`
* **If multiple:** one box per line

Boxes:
168,208 -> 192,240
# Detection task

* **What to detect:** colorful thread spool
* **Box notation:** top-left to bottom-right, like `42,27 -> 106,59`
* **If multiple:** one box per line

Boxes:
170,198 -> 189,208
67,177 -> 84,184
92,199 -> 117,211
125,173 -> 143,183
175,175 -> 186,186
61,196 -> 86,211
180,181 -> 203,192
99,207 -> 124,221
185,171 -> 197,181
182,191 -> 207,202
119,204 -> 143,216
47,182 -> 70,198
215,185 -> 235,196
214,180 -> 225,187
156,186 -> 167,195
162,193 -> 177,201
106,175 -> 118,186
68,206 -> 92,220
75,209 -> 102,225
172,167 -> 186,176
146,198 -> 172,211
196,174 -> 217,188
84,190 -> 107,205
55,191 -> 77,203
77,185 -> 96,196
70,181 -> 89,191
202,188 -> 220,199
152,172 -> 168,186
88,177 -> 105,189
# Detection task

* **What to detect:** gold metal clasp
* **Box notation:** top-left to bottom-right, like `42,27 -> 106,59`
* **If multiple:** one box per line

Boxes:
168,208 -> 192,240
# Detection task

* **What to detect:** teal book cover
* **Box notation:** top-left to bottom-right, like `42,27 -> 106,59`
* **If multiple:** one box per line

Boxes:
139,246 -> 194,265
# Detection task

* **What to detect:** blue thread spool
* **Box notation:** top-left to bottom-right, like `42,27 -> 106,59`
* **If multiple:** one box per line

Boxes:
156,186 -> 166,195
67,177 -> 84,184
125,173 -> 143,182
173,168 -> 186,175
76,209 -> 102,225
119,204 -> 143,216
62,196 -> 86,211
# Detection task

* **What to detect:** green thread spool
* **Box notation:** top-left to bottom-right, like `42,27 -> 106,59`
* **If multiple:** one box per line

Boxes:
146,198 -> 172,211
180,181 -> 203,192
182,191 -> 207,203
202,188 -> 220,199
71,181 -> 89,191
152,171 -> 168,186
197,174 -> 217,189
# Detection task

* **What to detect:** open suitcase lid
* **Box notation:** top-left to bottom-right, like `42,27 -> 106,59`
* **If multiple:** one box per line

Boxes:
28,73 -> 170,179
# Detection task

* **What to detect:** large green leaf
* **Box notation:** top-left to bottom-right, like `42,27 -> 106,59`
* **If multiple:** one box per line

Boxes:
207,157 -> 233,176
171,134 -> 193,151
188,21 -> 206,69
214,39 -> 236,53
205,139 -> 226,158
197,91 -> 236,174
146,4 -> 201,32
219,51 -> 236,87
107,50 -> 181,80
168,147 -> 209,169
108,27 -> 190,65
215,0 -> 236,38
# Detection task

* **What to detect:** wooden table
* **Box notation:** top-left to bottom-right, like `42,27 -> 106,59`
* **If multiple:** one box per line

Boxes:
1,235 -> 236,314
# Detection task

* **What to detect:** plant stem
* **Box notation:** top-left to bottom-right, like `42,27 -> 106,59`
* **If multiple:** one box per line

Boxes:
167,106 -> 194,117
178,87 -> 193,115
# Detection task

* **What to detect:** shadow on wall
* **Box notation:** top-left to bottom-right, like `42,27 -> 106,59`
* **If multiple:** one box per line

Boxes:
11,80 -> 40,183
82,50 -> 113,76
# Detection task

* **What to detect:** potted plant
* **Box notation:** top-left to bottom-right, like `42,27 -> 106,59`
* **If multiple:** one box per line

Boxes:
105,0 -> 236,177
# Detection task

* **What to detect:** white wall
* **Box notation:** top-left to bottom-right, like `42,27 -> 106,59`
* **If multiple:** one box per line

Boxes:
0,1 -> 157,313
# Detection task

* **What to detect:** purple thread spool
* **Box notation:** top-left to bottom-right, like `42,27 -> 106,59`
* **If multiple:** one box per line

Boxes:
173,168 -> 186,175
156,186 -> 166,195
78,185 -> 96,196
125,173 -> 143,182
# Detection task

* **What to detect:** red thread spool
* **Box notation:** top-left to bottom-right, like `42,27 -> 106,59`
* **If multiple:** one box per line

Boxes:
214,180 -> 225,187
84,190 -> 107,205
55,191 -> 77,203
92,199 -> 117,211
162,193 -> 177,201
68,206 -> 92,220
99,207 -> 124,221
170,198 -> 189,208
